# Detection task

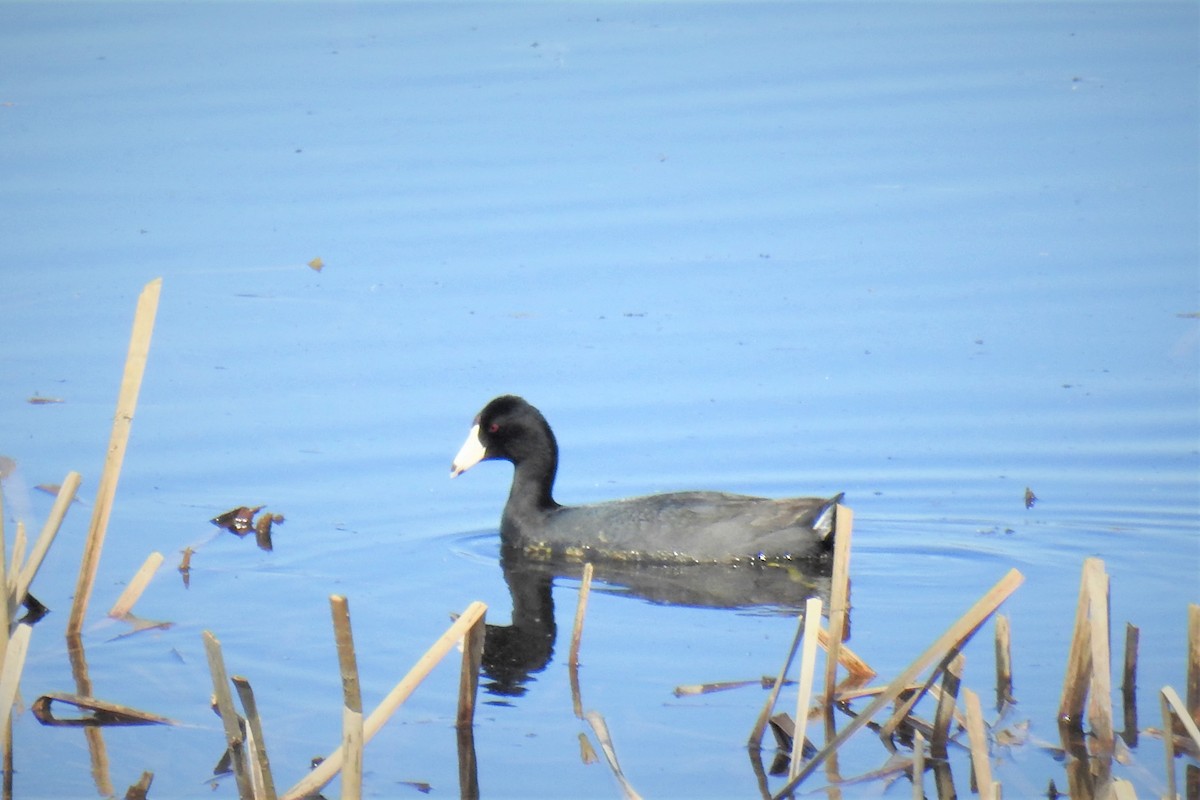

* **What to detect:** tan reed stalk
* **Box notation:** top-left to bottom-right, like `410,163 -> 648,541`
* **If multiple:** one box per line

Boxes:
962,688 -> 996,800
1162,685 -> 1200,748
584,710 -> 643,800
456,606 -> 486,729
1188,604 -> 1199,727
771,568 -> 1024,798
1159,684 -> 1200,799
788,596 -> 823,781
1059,557 -> 1101,724
0,625 -> 31,733
1120,622 -> 1140,746
568,562 -> 594,670
930,653 -> 964,759
6,525 -> 24,595
1109,778 -> 1138,799
68,278 -> 162,636
281,601 -> 487,800
749,609 -> 806,748
232,676 -> 278,800
329,595 -> 363,800
994,613 -> 1013,709
1085,562 -> 1114,759
3,714 -> 13,800
911,729 -> 925,800
107,551 -> 164,618
817,625 -> 876,681
823,504 -> 853,705
203,631 -> 254,800
16,471 -> 81,607
125,771 -> 154,800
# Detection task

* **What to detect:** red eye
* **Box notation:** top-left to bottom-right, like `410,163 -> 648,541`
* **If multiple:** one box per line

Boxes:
488,422 -> 500,433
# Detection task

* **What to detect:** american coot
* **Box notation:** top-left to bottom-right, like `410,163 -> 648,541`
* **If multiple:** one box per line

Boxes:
451,395 -> 844,564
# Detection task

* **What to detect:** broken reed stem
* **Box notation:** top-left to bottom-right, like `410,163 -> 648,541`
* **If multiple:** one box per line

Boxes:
1188,604 -> 1200,728
6,526 -> 24,595
771,568 -> 1024,799
584,711 -> 643,800
1084,561 -> 1114,759
231,677 -> 278,800
1059,557 -> 1101,724
568,564 -> 593,719
68,278 -> 162,637
0,625 -> 32,734
823,504 -> 853,705
457,606 -> 486,730
788,596 -> 823,781
817,625 -> 876,682
107,551 -> 164,618
931,653 -> 964,759
281,601 -> 487,800
994,613 -> 1013,709
203,631 -> 254,800
911,729 -> 925,800
962,687 -> 996,800
568,562 -> 594,670
749,608 -> 807,748
1161,685 -> 1200,800
1121,622 -> 1139,745
16,470 -> 81,608
329,595 -> 363,800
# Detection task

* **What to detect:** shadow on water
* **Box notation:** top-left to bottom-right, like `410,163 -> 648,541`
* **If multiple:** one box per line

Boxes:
480,546 -> 834,698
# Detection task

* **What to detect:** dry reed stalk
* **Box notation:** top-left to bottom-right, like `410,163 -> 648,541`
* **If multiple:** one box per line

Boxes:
232,676 -> 278,800
771,568 -> 1024,798
788,596 -> 823,781
994,613 -> 1013,709
456,605 -> 486,729
203,631 -> 254,800
817,623 -> 876,681
931,653 -> 965,758
6,525 -> 24,594
329,595 -> 363,800
15,471 -> 81,608
911,729 -> 925,800
125,771 -> 154,800
823,504 -> 853,705
584,710 -> 643,800
568,562 -> 594,670
1085,562 -> 1114,760
1188,604 -> 1200,727
1121,622 -> 1139,746
68,278 -> 162,637
567,564 -> 594,717
0,625 -> 31,733
280,601 -> 487,800
962,687 -> 996,800
1108,777 -> 1138,800
107,551 -> 164,618
1160,685 -> 1200,799
749,609 -> 807,748
1059,558 -> 1102,724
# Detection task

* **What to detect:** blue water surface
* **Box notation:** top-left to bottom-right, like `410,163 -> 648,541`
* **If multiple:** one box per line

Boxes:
2,3 -> 1197,798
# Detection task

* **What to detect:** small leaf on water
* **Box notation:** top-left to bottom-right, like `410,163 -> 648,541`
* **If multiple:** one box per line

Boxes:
308,257 -> 324,271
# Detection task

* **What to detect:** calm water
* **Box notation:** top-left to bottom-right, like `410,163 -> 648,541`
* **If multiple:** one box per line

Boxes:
3,3 -> 1198,798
